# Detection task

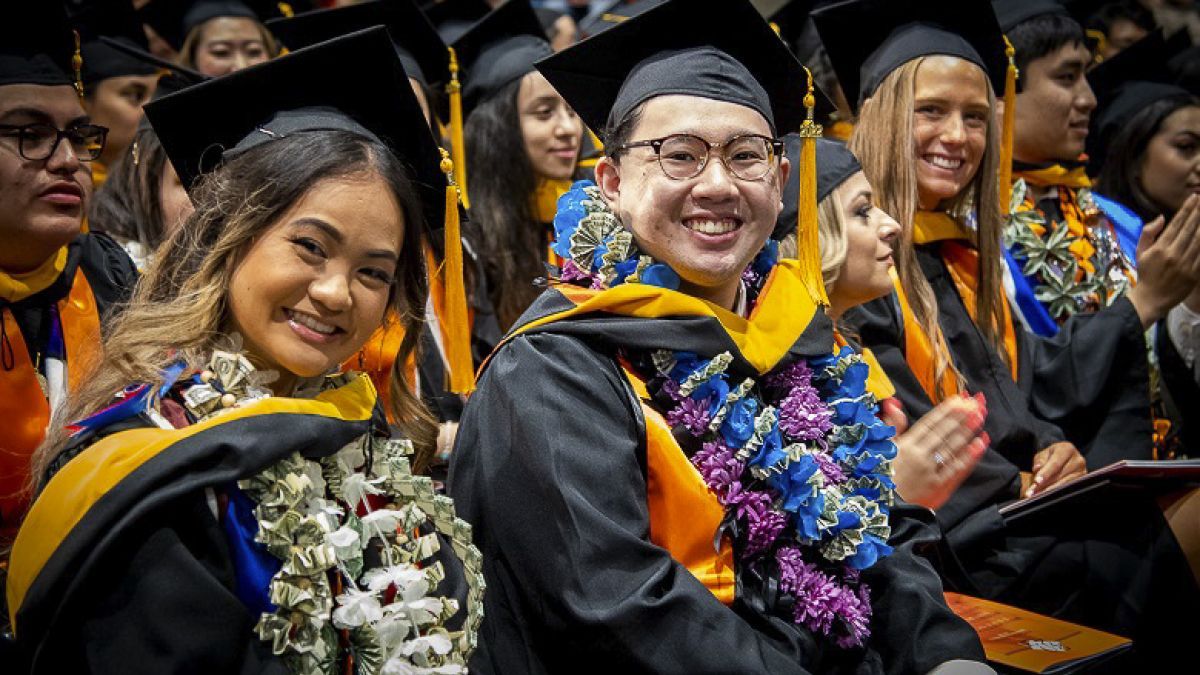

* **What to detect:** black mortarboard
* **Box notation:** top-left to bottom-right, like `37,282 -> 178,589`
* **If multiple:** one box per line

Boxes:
140,0 -> 287,51
70,0 -> 159,86
421,0 -> 491,44
813,0 -> 1007,113
452,0 -> 553,113
576,0 -> 668,38
757,0 -> 816,47
0,2 -> 77,87
145,26 -> 446,237
773,135 -> 862,240
991,0 -> 1070,32
266,0 -> 448,87
97,36 -> 208,103
537,0 -> 831,139
1087,29 -> 1195,172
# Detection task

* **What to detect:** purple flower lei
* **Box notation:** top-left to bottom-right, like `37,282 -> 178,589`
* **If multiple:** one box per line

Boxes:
658,347 -> 897,649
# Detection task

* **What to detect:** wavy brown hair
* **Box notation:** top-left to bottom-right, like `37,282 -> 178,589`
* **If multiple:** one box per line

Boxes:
34,131 -> 437,487
850,57 -> 1007,400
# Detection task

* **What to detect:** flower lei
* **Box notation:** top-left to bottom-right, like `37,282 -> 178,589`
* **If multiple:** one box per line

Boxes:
551,180 -> 896,648
174,349 -> 485,675
1003,178 -> 1135,320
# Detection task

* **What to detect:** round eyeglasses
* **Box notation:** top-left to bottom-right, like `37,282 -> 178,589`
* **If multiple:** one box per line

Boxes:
0,123 -> 108,162
614,133 -> 785,181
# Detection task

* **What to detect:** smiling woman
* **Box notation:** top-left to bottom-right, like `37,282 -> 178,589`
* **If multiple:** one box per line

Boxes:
9,30 -> 483,674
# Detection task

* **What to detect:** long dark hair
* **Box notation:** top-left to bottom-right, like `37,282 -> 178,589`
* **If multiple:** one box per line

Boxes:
1096,93 -> 1200,222
464,78 -> 543,330
38,130 -> 438,483
89,126 -> 173,250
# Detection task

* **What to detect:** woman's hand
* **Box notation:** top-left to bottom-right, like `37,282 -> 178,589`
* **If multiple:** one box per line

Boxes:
1025,441 -> 1086,497
1128,194 -> 1200,328
891,393 -> 989,510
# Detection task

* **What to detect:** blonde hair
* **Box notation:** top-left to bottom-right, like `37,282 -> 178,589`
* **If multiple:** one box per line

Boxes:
178,17 -> 281,70
33,131 -> 437,491
848,57 -> 1008,399
779,192 -> 848,290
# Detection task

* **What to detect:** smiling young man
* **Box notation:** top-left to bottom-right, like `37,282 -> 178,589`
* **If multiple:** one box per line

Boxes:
0,5 -> 137,558
448,1 -> 989,673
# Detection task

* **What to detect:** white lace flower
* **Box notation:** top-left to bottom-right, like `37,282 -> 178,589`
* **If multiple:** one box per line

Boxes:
360,508 -> 405,538
381,658 -> 466,675
325,525 -> 361,558
399,633 -> 454,657
362,564 -> 425,594
331,587 -> 383,629
342,472 -> 386,509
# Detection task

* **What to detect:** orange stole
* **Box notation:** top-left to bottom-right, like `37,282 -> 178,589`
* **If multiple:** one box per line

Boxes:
890,267 -> 961,403
623,368 -> 735,605
344,246 -> 473,414
0,269 -> 102,540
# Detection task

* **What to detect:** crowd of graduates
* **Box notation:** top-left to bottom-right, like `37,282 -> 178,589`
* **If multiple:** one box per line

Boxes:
1,0 -> 1199,673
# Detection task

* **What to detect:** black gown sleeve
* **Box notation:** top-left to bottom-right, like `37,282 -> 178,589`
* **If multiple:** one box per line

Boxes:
35,491 -> 286,674
448,332 -> 815,675
1016,297 -> 1154,466
861,504 -> 986,673
77,232 -> 139,318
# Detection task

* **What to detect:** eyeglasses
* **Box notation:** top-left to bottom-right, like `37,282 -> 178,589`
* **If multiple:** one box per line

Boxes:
614,133 -> 785,181
0,123 -> 108,162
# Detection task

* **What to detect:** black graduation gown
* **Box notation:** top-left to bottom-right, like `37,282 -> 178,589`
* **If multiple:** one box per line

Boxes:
7,375 -> 470,674
3,232 -> 137,364
844,245 -> 1198,666
1017,298 -> 1154,467
1156,320 -> 1200,453
449,264 -> 985,675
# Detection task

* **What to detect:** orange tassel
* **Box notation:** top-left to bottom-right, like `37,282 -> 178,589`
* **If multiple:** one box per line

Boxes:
796,67 -> 828,306
999,35 -> 1018,212
439,149 -> 474,394
71,30 -> 84,103
446,47 -> 469,209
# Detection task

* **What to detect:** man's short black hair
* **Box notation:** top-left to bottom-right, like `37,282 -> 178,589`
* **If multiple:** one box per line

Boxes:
1009,13 -> 1088,90
1086,1 -> 1156,36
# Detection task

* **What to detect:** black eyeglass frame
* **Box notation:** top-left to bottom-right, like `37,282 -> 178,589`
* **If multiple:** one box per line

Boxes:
612,132 -> 786,181
0,123 -> 109,162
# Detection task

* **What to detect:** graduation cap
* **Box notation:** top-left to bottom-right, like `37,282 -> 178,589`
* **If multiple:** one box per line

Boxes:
538,0 -> 834,303
145,25 -> 475,393
140,0 -> 290,51
1086,29 -> 1195,173
990,0 -> 1070,33
69,0 -> 159,87
421,0 -> 491,44
814,0 -> 1021,204
773,135 -> 862,240
813,0 -> 1008,113
576,0 -> 667,38
266,0 -> 449,88
452,0 -> 553,113
0,2 -> 80,90
97,36 -> 208,103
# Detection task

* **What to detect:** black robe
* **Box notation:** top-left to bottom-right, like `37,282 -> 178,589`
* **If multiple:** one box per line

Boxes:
3,232 -> 137,366
450,264 -> 985,675
845,245 -> 1198,666
7,375 -> 469,674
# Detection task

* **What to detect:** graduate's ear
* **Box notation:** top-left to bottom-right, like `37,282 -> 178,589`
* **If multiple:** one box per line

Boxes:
595,155 -> 622,204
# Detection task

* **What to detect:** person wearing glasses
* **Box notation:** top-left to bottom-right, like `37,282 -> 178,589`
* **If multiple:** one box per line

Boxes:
448,1 -> 989,672
0,4 -> 137,566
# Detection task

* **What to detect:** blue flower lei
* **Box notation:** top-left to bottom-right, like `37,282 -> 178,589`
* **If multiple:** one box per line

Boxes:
552,178 -> 897,648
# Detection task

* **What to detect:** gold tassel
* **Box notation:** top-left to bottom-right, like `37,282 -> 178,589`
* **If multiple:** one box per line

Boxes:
71,30 -> 85,103
439,149 -> 475,394
769,21 -> 781,37
277,2 -> 294,18
796,67 -> 828,306
446,47 -> 470,209
999,35 -> 1018,212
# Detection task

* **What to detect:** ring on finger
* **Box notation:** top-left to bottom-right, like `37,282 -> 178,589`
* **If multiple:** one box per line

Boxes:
933,452 -> 946,468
